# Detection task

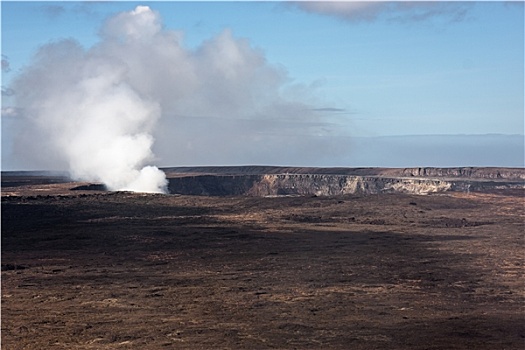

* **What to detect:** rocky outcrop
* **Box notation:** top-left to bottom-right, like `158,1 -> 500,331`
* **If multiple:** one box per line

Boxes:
70,184 -> 107,191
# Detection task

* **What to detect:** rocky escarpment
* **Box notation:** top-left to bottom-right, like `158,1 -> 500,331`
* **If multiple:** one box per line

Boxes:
246,174 -> 455,196
166,169 -> 524,196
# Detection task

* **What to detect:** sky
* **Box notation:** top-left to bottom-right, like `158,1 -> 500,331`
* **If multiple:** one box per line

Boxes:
1,1 -> 524,171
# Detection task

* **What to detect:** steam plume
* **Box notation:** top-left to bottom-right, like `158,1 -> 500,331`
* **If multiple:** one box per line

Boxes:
10,6 -> 168,192
8,5 -> 342,180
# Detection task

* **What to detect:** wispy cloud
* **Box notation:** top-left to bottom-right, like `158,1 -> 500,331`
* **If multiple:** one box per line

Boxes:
40,4 -> 66,19
288,1 -> 473,24
2,55 -> 11,72
1,107 -> 19,118
39,2 -> 110,22
313,107 -> 348,113
2,86 -> 15,97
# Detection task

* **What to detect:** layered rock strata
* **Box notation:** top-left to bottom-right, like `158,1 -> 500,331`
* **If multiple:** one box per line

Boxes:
166,171 -> 524,196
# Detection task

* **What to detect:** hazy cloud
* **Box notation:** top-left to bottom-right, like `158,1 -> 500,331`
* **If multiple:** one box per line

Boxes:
2,55 -> 11,72
289,1 -> 473,23
313,107 -> 347,113
1,107 -> 19,118
2,86 -> 15,96
41,4 -> 66,19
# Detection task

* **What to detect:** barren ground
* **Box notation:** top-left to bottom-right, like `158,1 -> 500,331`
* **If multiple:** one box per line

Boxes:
1,179 -> 524,349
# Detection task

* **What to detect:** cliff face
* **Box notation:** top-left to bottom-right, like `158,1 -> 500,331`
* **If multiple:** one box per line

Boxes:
398,167 -> 525,180
167,172 -> 524,197
245,174 -> 453,196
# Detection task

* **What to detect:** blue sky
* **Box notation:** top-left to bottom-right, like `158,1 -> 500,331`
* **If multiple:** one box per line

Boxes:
1,1 -> 524,169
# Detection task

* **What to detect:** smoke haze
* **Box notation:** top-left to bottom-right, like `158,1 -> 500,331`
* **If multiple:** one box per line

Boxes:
7,5 -> 339,191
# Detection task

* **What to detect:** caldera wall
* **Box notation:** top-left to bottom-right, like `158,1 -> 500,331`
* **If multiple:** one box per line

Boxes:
166,171 -> 524,196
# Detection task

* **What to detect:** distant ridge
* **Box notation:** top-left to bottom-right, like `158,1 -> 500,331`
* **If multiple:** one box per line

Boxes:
162,166 -> 525,180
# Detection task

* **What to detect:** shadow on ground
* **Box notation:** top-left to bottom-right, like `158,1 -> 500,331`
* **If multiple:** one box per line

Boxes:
2,192 -> 524,349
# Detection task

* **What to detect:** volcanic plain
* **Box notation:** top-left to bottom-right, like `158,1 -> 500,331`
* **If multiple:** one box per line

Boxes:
1,167 -> 524,349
